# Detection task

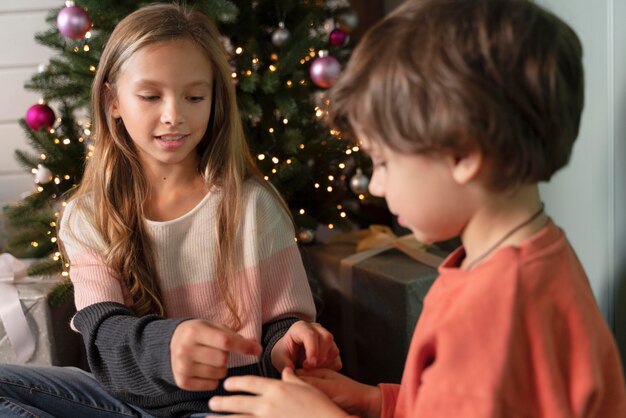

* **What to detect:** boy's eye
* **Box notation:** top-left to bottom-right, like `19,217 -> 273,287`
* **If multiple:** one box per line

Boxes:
187,96 -> 205,103
138,95 -> 159,101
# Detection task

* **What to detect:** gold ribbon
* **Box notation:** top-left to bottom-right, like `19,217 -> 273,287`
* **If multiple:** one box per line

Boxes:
328,224 -> 443,268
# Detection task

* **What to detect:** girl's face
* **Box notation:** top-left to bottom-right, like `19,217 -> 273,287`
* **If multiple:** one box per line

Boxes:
111,39 -> 213,173
362,136 -> 470,243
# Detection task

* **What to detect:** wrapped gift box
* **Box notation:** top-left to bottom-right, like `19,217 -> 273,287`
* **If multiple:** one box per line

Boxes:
302,229 -> 449,385
0,275 -> 87,369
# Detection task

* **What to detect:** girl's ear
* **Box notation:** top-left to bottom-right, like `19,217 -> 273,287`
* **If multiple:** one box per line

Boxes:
449,147 -> 482,185
105,82 -> 120,118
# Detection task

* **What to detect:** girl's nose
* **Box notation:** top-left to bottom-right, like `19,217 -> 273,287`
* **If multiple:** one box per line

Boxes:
160,99 -> 184,126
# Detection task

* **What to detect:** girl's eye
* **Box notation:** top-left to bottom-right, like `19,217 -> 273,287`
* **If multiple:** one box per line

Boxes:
187,96 -> 205,103
138,95 -> 159,101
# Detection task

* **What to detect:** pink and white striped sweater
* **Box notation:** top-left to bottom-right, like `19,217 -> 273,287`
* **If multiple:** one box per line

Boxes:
59,179 -> 316,417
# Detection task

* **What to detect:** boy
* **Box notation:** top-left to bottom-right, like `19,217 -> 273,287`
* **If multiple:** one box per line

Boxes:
208,0 -> 626,417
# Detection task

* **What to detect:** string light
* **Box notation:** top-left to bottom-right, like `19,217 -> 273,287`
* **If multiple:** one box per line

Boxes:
299,209 -> 305,214
328,224 -> 335,230
269,65 -> 277,72
268,127 -> 275,133
257,154 -> 266,160
89,65 -> 96,72
272,157 -> 279,164
235,47 -> 243,54
83,45 -> 90,52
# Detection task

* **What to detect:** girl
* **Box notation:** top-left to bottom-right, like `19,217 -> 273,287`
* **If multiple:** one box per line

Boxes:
0,4 -> 339,418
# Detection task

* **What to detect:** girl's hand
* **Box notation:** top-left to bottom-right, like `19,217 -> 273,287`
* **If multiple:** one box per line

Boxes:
170,319 -> 261,391
271,320 -> 342,371
296,368 -> 382,418
208,367 -> 349,418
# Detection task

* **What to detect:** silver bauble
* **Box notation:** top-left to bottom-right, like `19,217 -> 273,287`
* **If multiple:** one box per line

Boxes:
349,168 -> 369,194
272,22 -> 291,47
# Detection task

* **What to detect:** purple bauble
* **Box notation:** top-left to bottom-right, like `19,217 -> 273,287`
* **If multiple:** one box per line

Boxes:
309,55 -> 341,89
25,103 -> 55,131
329,28 -> 348,47
56,5 -> 91,40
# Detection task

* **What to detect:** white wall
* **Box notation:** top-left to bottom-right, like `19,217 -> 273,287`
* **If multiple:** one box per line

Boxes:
533,0 -> 626,364
0,0 -> 60,210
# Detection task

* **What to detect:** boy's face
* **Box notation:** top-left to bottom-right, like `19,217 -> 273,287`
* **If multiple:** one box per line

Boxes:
110,39 -> 213,174
361,136 -> 469,244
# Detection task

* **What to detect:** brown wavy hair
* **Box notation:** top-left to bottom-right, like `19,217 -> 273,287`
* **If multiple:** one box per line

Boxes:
63,3 -> 282,328
329,0 -> 584,191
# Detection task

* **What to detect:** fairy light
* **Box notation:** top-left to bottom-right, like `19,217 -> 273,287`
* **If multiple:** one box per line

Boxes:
31,242 -> 39,247
63,138 -> 71,145
85,31 -> 92,39
346,149 -> 352,155
359,194 -> 365,200
37,186 -> 44,192
286,80 -> 293,87
235,47 -> 243,54
50,221 -> 56,227
89,65 -> 96,72
328,224 -> 335,230
78,137 -> 84,142
299,209 -> 305,215
54,138 -> 60,144
31,168 -> 37,174
338,163 -> 346,169
268,127 -> 275,133
352,146 -> 360,151
270,53 -> 278,61
299,79 -> 306,85
314,183 -> 320,188
252,57 -> 259,66
51,237 -> 57,243
73,47 -> 79,53
286,159 -> 292,164
327,186 -> 333,192
269,65 -> 277,72
231,72 -> 237,79
328,175 -> 334,181
40,154 -> 46,160
299,144 -> 305,149
54,177 -> 61,185
64,175 -> 70,180
272,168 -> 277,174
300,59 -> 306,64
272,157 -> 279,164
282,118 -> 288,125
245,70 -> 252,76
309,51 -> 316,58
264,176 -> 269,181
84,128 -> 91,135
62,271 -> 69,277
83,45 -> 90,52
257,154 -> 266,161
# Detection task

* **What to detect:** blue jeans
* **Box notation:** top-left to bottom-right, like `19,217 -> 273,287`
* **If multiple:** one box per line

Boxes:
0,365 -> 214,418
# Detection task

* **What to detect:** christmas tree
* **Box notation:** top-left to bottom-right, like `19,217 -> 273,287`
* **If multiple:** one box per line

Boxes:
4,0 -> 378,277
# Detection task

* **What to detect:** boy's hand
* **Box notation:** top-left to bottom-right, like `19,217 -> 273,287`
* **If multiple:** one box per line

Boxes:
296,368 -> 382,418
170,319 -> 261,391
208,367 -> 348,418
271,320 -> 341,371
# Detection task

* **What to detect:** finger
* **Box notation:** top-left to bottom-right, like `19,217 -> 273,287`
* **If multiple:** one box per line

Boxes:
295,367 -> 339,379
295,324 -> 320,368
172,343 -> 230,369
210,394 -> 259,415
223,375 -> 277,395
309,323 -> 335,365
196,326 -> 262,357
281,366 -> 308,387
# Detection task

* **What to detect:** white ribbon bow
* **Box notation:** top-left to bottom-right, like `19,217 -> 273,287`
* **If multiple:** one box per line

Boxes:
0,253 -> 36,362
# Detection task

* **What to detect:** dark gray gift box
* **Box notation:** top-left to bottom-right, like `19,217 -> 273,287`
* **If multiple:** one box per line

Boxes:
302,231 -> 447,385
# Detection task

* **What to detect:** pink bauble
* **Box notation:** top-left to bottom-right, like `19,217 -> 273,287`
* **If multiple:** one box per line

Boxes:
309,55 -> 341,89
56,5 -> 91,40
329,28 -> 347,47
25,104 -> 55,131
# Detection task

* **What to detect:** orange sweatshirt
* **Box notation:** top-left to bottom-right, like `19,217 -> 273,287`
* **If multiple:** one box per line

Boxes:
379,220 -> 626,418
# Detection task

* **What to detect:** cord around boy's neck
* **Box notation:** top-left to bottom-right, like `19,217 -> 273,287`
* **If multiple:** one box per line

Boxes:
464,203 -> 545,270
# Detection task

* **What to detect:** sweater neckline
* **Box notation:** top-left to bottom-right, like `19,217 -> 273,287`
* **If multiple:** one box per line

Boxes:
145,186 -> 215,226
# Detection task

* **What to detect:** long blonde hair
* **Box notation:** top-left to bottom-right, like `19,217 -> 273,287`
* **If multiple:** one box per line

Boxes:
67,3 -> 277,328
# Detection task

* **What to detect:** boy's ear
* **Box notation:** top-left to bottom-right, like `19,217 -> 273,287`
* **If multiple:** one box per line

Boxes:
105,82 -> 120,118
449,148 -> 482,185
